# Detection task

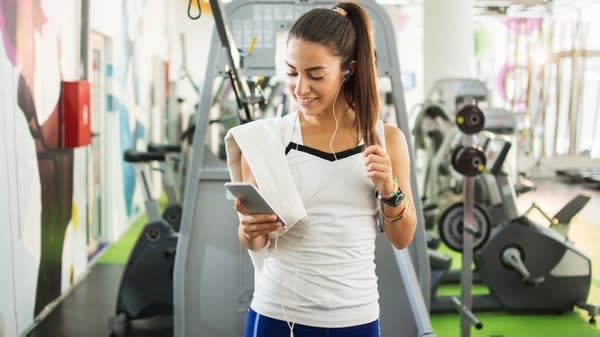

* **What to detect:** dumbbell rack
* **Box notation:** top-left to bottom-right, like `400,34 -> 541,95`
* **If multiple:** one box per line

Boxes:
451,104 -> 488,337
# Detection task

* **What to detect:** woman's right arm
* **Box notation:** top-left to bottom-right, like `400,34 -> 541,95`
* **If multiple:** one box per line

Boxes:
236,153 -> 281,251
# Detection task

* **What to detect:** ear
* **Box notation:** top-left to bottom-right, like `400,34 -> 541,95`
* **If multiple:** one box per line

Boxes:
343,69 -> 353,81
347,60 -> 357,75
343,60 -> 357,81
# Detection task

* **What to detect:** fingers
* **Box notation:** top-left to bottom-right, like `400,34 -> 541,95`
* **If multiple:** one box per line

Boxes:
234,198 -> 246,213
234,198 -> 281,240
363,145 -> 391,173
239,215 -> 282,240
363,144 -> 387,157
240,219 -> 281,240
363,145 -> 389,164
365,163 -> 391,178
363,145 -> 395,195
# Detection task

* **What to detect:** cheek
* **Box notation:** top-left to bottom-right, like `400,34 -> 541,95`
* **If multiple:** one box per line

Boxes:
287,81 -> 296,95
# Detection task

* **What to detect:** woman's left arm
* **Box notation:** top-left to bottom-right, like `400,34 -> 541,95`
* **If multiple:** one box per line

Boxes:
364,124 -> 417,249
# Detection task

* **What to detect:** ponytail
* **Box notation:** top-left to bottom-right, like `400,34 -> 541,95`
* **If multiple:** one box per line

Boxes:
336,2 -> 380,146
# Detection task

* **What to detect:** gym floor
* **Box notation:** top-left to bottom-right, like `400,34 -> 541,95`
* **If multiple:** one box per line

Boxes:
25,176 -> 600,337
25,264 -> 173,337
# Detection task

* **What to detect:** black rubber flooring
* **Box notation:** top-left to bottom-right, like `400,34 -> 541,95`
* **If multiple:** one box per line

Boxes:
26,264 -> 173,337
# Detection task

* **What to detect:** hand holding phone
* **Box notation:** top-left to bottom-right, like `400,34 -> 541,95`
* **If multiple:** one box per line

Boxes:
225,182 -> 287,229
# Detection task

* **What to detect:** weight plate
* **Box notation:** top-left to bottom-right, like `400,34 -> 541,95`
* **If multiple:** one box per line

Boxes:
438,202 -> 492,252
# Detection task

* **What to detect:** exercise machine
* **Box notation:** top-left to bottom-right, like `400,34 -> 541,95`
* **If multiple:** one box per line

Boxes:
431,130 -> 598,323
173,1 -> 435,336
108,150 -> 179,335
147,143 -> 183,231
474,134 -> 597,322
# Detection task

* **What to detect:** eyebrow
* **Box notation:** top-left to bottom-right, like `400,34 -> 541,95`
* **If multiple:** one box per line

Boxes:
285,61 -> 327,72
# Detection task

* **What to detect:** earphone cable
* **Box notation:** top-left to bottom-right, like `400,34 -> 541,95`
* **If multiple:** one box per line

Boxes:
329,78 -> 345,161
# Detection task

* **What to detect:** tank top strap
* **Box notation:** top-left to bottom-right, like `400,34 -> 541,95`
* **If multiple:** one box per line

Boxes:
280,111 -> 299,146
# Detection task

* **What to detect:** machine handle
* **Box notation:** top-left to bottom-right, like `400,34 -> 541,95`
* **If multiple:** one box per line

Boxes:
502,247 -> 545,286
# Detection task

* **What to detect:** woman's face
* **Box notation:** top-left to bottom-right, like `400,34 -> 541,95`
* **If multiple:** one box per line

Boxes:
285,38 -> 346,118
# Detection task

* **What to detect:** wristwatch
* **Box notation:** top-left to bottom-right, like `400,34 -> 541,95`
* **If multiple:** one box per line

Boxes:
379,176 -> 405,207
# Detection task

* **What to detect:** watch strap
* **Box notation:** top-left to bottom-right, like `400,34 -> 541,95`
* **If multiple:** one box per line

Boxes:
379,176 -> 405,207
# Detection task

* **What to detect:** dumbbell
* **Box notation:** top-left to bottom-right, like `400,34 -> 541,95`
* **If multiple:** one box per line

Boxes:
455,105 -> 485,135
452,145 -> 486,177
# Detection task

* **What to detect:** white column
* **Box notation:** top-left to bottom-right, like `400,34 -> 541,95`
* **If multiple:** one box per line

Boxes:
423,0 -> 475,95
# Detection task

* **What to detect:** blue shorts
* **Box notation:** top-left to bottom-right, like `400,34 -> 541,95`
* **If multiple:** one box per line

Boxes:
243,308 -> 381,337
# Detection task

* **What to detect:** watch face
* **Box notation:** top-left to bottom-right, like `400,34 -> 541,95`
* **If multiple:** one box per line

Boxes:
398,191 -> 406,201
382,190 -> 404,207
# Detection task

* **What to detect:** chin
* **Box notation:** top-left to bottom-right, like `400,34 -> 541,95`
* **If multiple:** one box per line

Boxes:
298,105 -> 326,116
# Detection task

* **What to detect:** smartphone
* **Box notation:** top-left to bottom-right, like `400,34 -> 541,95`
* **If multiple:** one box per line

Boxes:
224,182 -> 287,228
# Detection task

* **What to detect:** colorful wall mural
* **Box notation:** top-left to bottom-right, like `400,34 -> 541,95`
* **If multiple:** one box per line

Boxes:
0,0 -> 74,321
0,0 -> 174,335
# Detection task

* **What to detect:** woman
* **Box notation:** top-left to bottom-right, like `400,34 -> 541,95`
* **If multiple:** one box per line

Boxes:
230,2 -> 417,336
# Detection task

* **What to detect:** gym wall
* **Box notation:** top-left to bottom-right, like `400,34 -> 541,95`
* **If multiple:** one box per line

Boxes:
0,0 -> 174,335
0,0 -> 77,333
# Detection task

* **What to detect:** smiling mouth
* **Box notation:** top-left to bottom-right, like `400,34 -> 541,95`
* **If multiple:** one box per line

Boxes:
297,97 -> 318,105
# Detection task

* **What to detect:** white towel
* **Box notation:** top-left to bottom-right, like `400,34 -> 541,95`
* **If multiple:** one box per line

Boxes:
224,117 -> 308,270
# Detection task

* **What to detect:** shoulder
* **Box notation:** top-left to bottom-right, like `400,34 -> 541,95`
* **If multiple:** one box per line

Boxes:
383,123 -> 403,137
383,123 -> 406,145
382,123 -> 409,156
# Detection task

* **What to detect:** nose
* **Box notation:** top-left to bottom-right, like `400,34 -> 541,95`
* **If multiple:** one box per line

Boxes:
293,74 -> 310,96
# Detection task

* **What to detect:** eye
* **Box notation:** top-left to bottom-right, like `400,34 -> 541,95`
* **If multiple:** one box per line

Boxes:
286,71 -> 298,77
308,70 -> 326,80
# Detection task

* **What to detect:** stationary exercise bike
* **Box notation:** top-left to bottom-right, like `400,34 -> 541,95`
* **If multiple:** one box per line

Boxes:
108,150 -> 179,335
147,143 -> 183,231
474,134 -> 597,321
431,131 -> 598,323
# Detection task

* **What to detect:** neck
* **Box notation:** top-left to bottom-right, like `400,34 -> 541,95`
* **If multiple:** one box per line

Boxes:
300,106 -> 353,130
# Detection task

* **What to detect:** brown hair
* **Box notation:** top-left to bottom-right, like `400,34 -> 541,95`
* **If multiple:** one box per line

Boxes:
287,1 -> 380,146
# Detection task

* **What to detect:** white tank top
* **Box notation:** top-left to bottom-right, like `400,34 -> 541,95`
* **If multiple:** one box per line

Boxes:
251,112 -> 382,327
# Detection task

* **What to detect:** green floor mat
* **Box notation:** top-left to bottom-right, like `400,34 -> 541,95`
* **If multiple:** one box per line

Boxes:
437,283 -> 489,296
97,195 -> 168,264
96,214 -> 147,264
431,311 -> 600,337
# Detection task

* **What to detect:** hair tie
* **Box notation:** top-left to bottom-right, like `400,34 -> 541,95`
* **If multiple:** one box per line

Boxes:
331,7 -> 348,16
